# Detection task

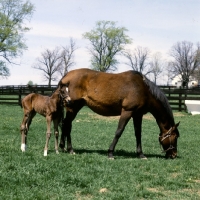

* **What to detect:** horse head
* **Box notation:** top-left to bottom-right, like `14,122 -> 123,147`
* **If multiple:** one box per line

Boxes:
59,84 -> 71,106
159,122 -> 180,159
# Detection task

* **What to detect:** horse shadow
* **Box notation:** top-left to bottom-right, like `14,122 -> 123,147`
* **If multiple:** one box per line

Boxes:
70,148 -> 170,159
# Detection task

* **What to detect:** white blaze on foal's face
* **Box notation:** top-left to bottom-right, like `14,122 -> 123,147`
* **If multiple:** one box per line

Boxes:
64,86 -> 71,104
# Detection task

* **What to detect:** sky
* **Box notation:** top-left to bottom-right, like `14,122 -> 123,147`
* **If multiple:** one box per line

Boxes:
1,0 -> 200,85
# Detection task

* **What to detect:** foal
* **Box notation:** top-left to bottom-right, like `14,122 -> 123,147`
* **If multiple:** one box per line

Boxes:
20,85 -> 70,156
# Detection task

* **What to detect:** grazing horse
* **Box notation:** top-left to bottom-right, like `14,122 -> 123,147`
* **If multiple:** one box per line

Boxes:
58,68 -> 180,159
20,85 -> 71,156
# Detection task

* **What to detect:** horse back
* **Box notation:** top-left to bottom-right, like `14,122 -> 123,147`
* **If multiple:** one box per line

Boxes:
22,93 -> 49,113
60,69 -> 151,116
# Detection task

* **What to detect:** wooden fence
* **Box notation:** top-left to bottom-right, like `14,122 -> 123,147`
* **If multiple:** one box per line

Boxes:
159,86 -> 200,111
0,85 -> 57,105
1,85 -> 200,111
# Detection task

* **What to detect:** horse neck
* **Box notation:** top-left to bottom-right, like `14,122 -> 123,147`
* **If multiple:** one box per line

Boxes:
50,90 -> 60,104
149,100 -> 175,133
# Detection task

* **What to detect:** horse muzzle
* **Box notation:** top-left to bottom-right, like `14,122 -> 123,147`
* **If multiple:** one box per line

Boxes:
165,149 -> 177,159
63,96 -> 72,106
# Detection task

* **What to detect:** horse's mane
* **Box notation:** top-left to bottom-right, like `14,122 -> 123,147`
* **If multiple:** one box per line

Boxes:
133,71 -> 175,124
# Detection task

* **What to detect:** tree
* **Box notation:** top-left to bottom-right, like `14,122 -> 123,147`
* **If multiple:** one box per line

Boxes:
32,47 -> 63,86
149,52 -> 165,84
58,38 -> 77,77
27,80 -> 33,85
169,41 -> 200,87
124,46 -> 151,75
83,21 -> 132,72
0,0 -> 34,78
0,61 -> 10,77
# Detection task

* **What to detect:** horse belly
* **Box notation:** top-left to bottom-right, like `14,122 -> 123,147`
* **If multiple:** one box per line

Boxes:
85,97 -> 122,116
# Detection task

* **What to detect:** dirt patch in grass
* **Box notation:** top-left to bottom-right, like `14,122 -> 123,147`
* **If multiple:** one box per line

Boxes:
81,110 -> 186,122
76,192 -> 93,200
88,113 -> 119,121
99,188 -> 109,193
171,172 -> 181,178
147,187 -> 161,193
87,112 -> 156,121
173,112 -> 188,117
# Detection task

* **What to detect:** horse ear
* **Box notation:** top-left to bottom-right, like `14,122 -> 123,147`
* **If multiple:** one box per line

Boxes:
171,121 -> 180,131
57,84 -> 61,91
175,121 -> 180,128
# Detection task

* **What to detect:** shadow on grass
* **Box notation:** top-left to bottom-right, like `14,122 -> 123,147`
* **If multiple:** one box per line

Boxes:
39,149 -> 182,159
69,148 -> 168,159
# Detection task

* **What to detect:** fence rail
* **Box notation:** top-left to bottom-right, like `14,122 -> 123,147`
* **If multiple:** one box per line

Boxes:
0,85 -> 57,105
1,85 -> 200,111
160,86 -> 200,111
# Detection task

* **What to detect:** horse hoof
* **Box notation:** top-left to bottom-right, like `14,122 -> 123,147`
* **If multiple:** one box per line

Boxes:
21,143 -> 26,152
138,155 -> 147,159
137,153 -> 147,159
56,150 -> 59,154
61,148 -> 67,153
108,157 -> 115,160
44,150 -> 48,156
70,151 -> 76,155
141,157 -> 148,160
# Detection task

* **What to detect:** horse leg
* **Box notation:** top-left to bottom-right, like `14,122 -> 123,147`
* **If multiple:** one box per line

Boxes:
20,111 -> 36,152
53,119 -> 59,154
59,101 -> 84,154
26,111 -> 36,130
59,111 -> 75,154
20,111 -> 33,152
133,114 -> 146,159
20,116 -> 28,152
108,110 -> 132,159
44,115 -> 52,156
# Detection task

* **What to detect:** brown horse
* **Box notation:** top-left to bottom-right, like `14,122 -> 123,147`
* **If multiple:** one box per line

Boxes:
58,68 -> 180,159
20,85 -> 71,156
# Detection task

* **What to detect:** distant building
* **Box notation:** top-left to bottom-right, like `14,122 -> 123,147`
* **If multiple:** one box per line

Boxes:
171,75 -> 198,88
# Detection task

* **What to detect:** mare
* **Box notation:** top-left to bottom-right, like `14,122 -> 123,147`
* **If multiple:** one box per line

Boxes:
20,85 -> 71,156
58,68 -> 180,159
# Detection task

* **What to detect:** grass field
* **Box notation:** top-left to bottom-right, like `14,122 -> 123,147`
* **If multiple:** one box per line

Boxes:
0,104 -> 200,199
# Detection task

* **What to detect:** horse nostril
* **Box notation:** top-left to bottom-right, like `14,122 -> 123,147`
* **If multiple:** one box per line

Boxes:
65,99 -> 71,106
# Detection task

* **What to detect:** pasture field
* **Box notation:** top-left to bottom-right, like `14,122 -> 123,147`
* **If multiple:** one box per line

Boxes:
0,104 -> 200,199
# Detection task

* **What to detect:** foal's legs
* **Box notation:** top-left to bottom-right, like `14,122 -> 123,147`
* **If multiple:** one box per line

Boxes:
108,110 -> 132,159
133,114 -> 146,159
44,115 -> 52,156
20,110 -> 35,152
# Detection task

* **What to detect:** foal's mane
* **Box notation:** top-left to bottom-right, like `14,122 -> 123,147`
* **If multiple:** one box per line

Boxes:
133,71 -> 174,123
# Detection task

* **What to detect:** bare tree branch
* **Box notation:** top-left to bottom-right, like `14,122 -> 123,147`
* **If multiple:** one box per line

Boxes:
168,41 -> 200,87
124,46 -> 151,75
149,52 -> 165,84
32,47 -> 63,86
58,38 -> 77,76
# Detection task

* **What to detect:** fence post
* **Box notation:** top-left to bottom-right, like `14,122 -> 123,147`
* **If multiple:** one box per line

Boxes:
179,92 -> 182,111
184,89 -> 187,112
18,88 -> 22,106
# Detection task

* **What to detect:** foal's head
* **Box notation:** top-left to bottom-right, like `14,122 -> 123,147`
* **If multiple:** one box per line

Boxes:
59,85 -> 71,106
159,122 -> 180,159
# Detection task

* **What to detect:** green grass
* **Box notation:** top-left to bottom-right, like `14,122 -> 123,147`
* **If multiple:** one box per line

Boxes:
0,105 -> 200,199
